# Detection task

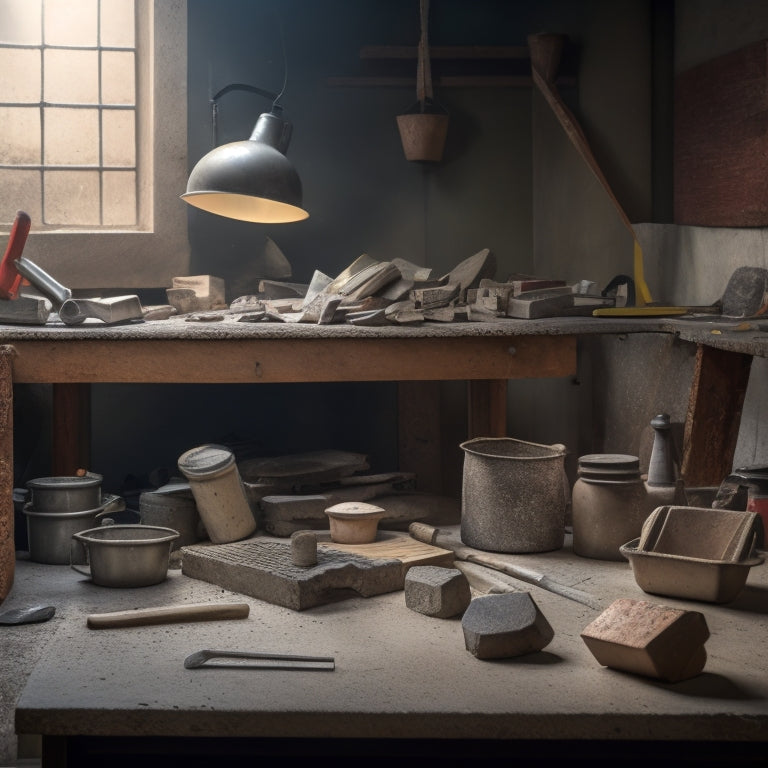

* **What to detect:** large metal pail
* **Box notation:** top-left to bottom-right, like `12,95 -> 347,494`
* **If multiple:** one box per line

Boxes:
460,437 -> 567,553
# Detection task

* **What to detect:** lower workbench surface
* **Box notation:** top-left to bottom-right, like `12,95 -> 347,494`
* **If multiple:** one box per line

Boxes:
4,527 -> 768,765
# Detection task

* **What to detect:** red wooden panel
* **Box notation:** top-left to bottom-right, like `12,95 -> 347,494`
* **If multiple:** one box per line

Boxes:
674,40 -> 768,226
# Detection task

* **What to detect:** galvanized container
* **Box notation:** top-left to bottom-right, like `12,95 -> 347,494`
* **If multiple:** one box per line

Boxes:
460,437 -> 567,553
24,494 -> 124,564
26,473 -> 103,513
71,524 -> 179,588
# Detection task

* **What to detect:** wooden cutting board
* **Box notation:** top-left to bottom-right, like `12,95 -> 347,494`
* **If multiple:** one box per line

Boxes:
181,533 -> 453,612
674,39 -> 768,226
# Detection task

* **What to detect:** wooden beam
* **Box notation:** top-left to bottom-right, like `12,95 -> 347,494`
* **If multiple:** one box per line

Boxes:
8,336 -> 577,384
467,379 -> 508,438
0,346 -> 14,602
52,384 -> 91,476
681,344 -> 752,487
397,381 -> 443,494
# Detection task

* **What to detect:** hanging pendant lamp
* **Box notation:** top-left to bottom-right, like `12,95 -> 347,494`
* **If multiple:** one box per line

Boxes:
182,84 -> 308,224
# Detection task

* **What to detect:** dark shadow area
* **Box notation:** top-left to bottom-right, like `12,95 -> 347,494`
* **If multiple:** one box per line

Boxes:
59,736 -> 768,767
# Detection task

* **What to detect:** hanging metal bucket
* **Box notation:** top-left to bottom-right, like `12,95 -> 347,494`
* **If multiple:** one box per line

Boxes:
460,437 -> 568,553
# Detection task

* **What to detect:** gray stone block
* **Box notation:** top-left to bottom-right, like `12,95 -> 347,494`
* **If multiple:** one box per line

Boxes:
404,565 -> 471,618
461,592 -> 554,659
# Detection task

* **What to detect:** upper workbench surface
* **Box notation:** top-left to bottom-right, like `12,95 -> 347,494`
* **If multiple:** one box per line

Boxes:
0,313 -> 765,356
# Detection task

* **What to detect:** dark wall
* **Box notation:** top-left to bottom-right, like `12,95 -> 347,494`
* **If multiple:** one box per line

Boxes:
186,0 -> 540,296
97,0 -> 549,495
18,1 -> 661,499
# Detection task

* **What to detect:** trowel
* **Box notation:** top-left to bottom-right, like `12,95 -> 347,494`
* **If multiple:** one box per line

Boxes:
0,604 -> 55,625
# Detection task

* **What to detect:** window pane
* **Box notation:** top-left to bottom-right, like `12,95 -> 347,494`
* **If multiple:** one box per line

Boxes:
103,170 -> 136,225
44,170 -> 100,225
44,107 -> 100,165
44,0 -> 98,47
102,109 -> 135,166
101,50 -> 135,105
44,49 -> 99,104
0,49 -> 41,102
0,0 -> 42,45
100,0 -> 135,48
0,169 -> 43,222
0,106 -> 41,163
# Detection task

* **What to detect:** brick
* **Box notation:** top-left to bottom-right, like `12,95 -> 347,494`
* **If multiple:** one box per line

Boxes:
580,598 -> 709,682
404,565 -> 471,619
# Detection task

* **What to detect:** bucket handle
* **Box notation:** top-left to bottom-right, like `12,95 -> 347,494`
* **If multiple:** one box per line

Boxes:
70,534 -> 91,578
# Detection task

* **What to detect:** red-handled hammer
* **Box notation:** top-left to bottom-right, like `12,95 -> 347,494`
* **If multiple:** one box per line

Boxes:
0,210 -> 71,305
0,210 -> 31,300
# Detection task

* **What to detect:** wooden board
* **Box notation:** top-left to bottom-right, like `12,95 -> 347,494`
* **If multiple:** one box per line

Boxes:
674,39 -> 768,226
316,532 -> 454,573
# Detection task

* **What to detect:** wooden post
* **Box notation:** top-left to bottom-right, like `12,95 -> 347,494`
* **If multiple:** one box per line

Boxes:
0,346 -> 15,603
681,344 -> 752,487
398,381 -> 444,493
52,383 -> 91,476
467,379 -> 508,438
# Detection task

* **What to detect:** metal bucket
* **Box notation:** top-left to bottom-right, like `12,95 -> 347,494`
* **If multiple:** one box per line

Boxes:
24,503 -> 113,564
460,437 -> 567,553
26,473 -> 103,512
71,525 -> 179,588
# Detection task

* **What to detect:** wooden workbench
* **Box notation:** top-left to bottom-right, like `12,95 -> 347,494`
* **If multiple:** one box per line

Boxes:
1,312 -> 767,606
2,315 -> 768,765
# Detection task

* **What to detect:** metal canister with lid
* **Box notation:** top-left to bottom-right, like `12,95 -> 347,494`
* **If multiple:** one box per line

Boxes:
177,444 -> 256,544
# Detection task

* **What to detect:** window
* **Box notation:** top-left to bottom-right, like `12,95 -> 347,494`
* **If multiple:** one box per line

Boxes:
0,0 -> 189,289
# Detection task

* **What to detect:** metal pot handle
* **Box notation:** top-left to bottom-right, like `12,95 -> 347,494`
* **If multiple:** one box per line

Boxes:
70,536 -> 91,578
98,493 -> 125,516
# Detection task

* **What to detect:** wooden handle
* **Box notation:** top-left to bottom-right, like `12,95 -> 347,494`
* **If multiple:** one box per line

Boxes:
87,602 -> 250,629
409,521 -> 440,545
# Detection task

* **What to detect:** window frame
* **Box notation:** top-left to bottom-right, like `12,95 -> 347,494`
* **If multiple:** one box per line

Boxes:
0,0 -> 189,290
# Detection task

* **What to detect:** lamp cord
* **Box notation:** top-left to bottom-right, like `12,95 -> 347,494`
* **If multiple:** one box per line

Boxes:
271,5 -> 288,111
208,4 -> 289,146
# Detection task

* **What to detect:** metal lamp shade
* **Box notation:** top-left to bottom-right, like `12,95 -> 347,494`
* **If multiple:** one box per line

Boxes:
182,140 -> 308,224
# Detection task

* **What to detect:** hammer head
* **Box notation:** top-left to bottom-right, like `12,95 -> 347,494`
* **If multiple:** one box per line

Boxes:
0,210 -> 31,300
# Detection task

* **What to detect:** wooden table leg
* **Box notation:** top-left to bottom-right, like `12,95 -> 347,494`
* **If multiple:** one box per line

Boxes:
51,383 -> 91,476
681,344 -> 752,487
0,346 -> 14,603
467,379 -> 508,438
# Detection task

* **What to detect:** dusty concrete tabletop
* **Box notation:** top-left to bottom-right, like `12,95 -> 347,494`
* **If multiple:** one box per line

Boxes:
4,528 -> 767,757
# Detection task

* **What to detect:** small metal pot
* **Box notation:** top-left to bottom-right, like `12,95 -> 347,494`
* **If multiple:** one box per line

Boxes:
24,495 -> 124,565
26,473 -> 103,512
71,525 -> 179,588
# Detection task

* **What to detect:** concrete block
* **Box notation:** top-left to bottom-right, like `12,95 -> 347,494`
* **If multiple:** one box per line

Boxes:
461,592 -> 554,659
404,565 -> 471,618
171,275 -> 226,310
580,598 -> 709,682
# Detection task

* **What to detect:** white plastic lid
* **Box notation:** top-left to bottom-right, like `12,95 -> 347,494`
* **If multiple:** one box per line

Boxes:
177,444 -> 235,477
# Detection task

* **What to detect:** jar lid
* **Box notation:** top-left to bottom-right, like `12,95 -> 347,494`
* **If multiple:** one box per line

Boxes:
177,444 -> 235,477
27,474 -> 102,490
578,453 -> 641,481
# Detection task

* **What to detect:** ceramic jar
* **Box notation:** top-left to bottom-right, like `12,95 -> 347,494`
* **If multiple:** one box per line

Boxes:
177,444 -> 256,544
571,454 -> 683,561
